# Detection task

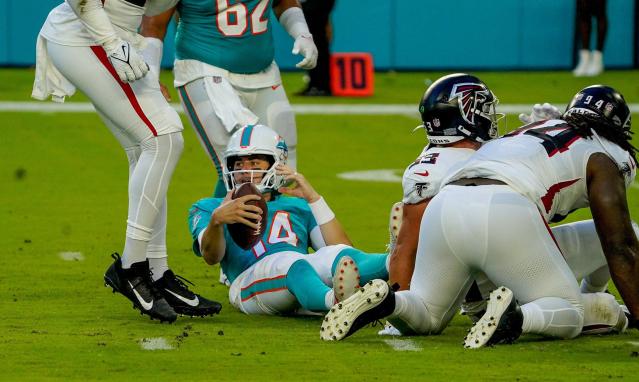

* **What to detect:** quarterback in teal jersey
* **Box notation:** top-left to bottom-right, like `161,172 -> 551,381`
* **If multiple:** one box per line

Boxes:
141,0 -> 317,197
188,125 -> 390,315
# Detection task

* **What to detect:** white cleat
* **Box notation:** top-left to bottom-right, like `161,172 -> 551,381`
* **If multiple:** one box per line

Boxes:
333,255 -> 361,302
463,286 -> 522,349
320,280 -> 395,341
387,202 -> 403,253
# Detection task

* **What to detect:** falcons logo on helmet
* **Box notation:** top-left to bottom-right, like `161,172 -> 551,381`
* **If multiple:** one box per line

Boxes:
450,83 -> 489,125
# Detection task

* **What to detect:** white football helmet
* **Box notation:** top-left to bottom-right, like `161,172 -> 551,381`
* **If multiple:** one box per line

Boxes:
223,124 -> 289,193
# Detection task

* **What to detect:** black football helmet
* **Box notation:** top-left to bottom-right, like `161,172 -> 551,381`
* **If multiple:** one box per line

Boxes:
563,85 -> 632,138
416,73 -> 501,145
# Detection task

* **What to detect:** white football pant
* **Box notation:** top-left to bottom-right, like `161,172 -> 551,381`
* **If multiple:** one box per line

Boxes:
390,185 -> 584,339
229,245 -> 349,315
47,42 -> 183,267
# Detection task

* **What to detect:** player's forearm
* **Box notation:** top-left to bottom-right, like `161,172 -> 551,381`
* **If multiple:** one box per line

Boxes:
65,0 -> 118,46
140,7 -> 175,40
606,245 -> 639,319
388,201 -> 428,289
319,219 -> 352,246
273,0 -> 302,19
388,237 -> 418,291
309,197 -> 351,245
277,2 -> 310,39
201,225 -> 226,265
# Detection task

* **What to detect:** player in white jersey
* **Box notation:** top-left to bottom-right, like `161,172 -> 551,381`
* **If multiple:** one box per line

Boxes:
32,0 -> 220,322
382,75 -> 630,337
321,81 -> 638,346
140,0 -> 318,198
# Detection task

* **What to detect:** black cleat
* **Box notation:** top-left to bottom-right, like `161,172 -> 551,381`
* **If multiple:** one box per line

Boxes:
320,279 -> 396,341
104,253 -> 177,323
463,286 -> 523,349
153,270 -> 222,317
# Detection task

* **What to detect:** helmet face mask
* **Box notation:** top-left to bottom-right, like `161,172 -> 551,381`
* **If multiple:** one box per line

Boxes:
223,125 -> 288,193
417,73 -> 502,145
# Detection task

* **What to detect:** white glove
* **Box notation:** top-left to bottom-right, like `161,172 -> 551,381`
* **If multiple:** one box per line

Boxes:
518,103 -> 562,124
103,38 -> 150,83
292,34 -> 318,70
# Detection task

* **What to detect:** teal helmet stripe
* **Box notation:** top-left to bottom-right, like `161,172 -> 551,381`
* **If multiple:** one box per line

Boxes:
240,125 -> 255,147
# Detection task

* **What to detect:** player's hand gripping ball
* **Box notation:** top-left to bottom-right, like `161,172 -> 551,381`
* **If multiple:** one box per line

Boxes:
228,183 -> 268,250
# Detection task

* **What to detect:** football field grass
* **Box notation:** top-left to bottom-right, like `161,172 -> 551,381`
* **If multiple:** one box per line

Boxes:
1,69 -> 639,381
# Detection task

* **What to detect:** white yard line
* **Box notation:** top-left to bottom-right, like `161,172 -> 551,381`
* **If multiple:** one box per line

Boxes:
139,337 -> 174,350
337,169 -> 403,183
58,251 -> 84,261
383,338 -> 422,352
3,101 -> 639,115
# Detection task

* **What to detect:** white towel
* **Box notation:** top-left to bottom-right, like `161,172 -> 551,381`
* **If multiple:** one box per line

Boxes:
31,35 -> 76,103
202,75 -> 258,133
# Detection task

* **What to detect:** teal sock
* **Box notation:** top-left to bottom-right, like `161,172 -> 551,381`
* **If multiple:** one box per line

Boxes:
332,248 -> 389,284
286,260 -> 332,311
213,177 -> 227,198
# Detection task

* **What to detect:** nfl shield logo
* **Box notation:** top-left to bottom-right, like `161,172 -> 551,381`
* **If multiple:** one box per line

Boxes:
213,76 -> 222,84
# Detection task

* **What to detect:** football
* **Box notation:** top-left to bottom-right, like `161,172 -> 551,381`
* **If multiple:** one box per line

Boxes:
228,183 -> 268,250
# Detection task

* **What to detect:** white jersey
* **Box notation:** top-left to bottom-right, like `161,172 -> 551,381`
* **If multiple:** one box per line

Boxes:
402,147 -> 475,204
40,0 -> 177,47
446,119 -> 637,222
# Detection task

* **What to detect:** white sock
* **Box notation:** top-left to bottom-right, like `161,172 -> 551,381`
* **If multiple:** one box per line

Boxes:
121,237 -> 148,269
147,200 -> 168,281
121,132 -> 183,269
521,297 -> 583,338
389,291 -> 435,335
148,256 -> 169,281
324,290 -> 335,309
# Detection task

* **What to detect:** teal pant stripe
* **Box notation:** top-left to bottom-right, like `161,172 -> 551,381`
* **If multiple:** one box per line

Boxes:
240,276 -> 288,301
178,86 -> 223,177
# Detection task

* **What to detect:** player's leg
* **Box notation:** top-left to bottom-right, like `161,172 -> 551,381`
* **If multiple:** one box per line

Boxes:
551,219 -> 609,282
98,108 -> 221,317
245,85 -> 298,169
473,187 -> 583,343
47,42 -> 183,321
177,77 -> 258,197
228,253 -> 300,314
321,190 -> 475,340
573,0 -> 592,76
229,251 -> 337,314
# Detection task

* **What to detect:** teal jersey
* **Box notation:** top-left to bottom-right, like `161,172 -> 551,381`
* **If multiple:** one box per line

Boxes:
188,195 -> 318,283
176,0 -> 276,74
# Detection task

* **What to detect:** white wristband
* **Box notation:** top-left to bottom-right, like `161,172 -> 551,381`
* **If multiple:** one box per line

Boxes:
278,7 -> 311,40
309,197 -> 335,226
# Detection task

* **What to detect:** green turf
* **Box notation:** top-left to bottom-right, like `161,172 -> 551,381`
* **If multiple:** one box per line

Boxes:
1,69 -> 639,381
3,67 -> 639,104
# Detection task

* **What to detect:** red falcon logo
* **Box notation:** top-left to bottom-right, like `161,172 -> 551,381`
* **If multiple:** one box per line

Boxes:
450,83 -> 489,125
